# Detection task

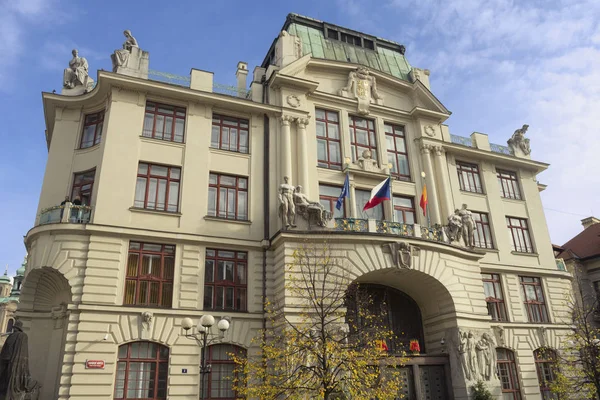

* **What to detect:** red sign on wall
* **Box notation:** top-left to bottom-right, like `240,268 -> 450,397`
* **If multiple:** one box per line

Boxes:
85,360 -> 105,369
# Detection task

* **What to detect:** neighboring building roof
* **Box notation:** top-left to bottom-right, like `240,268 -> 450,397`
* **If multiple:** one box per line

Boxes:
560,221 -> 600,261
0,271 -> 10,284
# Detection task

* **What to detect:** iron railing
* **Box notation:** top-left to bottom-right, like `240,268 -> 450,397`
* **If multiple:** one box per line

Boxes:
376,221 -> 415,237
335,218 -> 368,232
490,143 -> 513,155
450,134 -> 473,147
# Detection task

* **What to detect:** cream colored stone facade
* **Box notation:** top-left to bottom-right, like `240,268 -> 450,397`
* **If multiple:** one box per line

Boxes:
23,14 -> 573,400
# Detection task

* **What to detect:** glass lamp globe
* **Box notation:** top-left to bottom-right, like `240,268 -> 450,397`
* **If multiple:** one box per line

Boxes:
196,322 -> 207,333
181,317 -> 194,330
200,314 -> 215,328
217,318 -> 230,332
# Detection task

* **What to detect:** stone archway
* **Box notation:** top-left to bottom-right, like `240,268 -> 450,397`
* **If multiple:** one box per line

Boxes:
18,267 -> 72,400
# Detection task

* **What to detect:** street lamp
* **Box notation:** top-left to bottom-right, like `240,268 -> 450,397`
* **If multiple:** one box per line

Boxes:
181,315 -> 231,400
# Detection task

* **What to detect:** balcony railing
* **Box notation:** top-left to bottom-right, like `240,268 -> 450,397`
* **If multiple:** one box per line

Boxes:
38,204 -> 92,226
335,218 -> 368,232
376,221 -> 415,237
334,218 -> 445,243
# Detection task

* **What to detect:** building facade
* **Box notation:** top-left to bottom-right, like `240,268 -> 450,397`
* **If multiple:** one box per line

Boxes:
0,259 -> 24,347
23,14 -> 573,400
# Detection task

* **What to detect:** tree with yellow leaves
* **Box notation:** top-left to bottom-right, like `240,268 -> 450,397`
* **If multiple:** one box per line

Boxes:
231,241 -> 406,399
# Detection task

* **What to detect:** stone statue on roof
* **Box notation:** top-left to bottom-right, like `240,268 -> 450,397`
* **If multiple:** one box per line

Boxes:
63,49 -> 94,94
507,124 -> 531,156
111,30 -> 139,71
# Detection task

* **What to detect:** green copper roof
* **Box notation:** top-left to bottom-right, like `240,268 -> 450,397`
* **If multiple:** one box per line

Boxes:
0,273 -> 9,284
287,23 -> 412,81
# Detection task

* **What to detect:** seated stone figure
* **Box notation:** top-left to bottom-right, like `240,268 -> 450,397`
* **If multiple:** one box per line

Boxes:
63,49 -> 93,93
293,186 -> 331,227
111,29 -> 139,71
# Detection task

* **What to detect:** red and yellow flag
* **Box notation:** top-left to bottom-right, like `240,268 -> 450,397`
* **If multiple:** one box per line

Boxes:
419,184 -> 428,216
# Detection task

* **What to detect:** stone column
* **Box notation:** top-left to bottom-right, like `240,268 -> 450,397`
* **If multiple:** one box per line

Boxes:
420,144 -> 441,225
349,183 -> 357,218
280,115 -> 294,183
433,145 -> 453,221
295,117 -> 311,197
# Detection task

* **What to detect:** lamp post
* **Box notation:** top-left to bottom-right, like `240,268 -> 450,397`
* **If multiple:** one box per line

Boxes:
181,315 -> 231,400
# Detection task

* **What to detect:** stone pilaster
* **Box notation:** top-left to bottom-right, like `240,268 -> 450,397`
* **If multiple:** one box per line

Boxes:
432,145 -> 453,220
420,144 -> 441,225
280,115 -> 294,183
295,117 -> 311,197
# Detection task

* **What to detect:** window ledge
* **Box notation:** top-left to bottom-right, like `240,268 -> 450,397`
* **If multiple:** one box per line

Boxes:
209,147 -> 251,158
204,215 -> 252,225
501,197 -> 525,203
459,190 -> 486,196
140,135 -> 186,147
511,251 -> 538,257
75,143 -> 101,153
478,248 -> 499,253
129,207 -> 182,217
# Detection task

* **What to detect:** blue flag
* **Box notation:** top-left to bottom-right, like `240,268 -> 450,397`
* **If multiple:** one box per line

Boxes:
336,173 -> 350,210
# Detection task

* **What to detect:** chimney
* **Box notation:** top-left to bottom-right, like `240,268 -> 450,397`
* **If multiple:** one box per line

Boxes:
581,216 -> 600,230
236,62 -> 248,98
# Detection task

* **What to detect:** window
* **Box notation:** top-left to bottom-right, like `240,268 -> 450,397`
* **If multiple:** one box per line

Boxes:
202,344 -> 246,399
341,32 -> 361,46
114,341 -> 168,400
315,109 -> 342,170
472,211 -> 494,249
363,39 -> 375,50
520,276 -> 549,323
319,184 -> 345,219
71,169 -> 95,205
142,101 -> 185,143
482,273 -> 508,321
327,29 -> 339,40
497,348 -> 522,400
124,242 -> 175,308
80,111 -> 104,148
349,116 -> 377,163
393,196 -> 415,224
207,173 -> 248,221
534,348 -> 559,400
497,169 -> 522,200
211,115 -> 249,154
204,249 -> 247,311
457,161 -> 483,193
507,217 -> 534,253
134,163 -> 180,212
355,189 -> 383,220
385,123 -> 410,181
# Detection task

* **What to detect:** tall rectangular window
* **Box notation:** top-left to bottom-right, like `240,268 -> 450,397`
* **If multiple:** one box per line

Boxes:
355,189 -> 383,220
80,111 -> 104,148
134,163 -> 181,212
385,123 -> 410,181
71,169 -> 95,205
124,242 -> 175,308
142,101 -> 185,143
534,349 -> 559,400
482,273 -> 507,321
319,184 -> 345,219
349,116 -> 377,163
211,114 -> 249,153
207,173 -> 248,220
497,169 -> 522,200
393,196 -> 415,224
204,249 -> 247,311
316,109 -> 341,170
497,349 -> 522,400
507,217 -> 534,253
457,161 -> 483,193
520,276 -> 549,323
472,211 -> 494,249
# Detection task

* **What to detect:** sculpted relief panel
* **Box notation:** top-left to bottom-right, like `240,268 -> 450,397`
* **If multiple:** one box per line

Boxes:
338,66 -> 383,115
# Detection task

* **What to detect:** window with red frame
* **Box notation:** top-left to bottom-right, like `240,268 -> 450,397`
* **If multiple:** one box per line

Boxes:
319,184 -> 345,219
520,276 -> 549,323
202,344 -> 246,400
497,348 -> 522,400
142,101 -> 185,143
80,111 -> 104,148
534,348 -> 559,400
207,173 -> 248,220
472,211 -> 494,249
211,115 -> 249,154
204,249 -> 247,311
349,116 -> 377,163
507,217 -> 534,253
482,273 -> 508,321
114,341 -> 169,400
385,123 -> 410,181
71,169 -> 95,205
316,109 -> 342,170
124,242 -> 174,308
457,161 -> 483,193
393,196 -> 415,224
134,163 -> 181,212
497,169 -> 522,200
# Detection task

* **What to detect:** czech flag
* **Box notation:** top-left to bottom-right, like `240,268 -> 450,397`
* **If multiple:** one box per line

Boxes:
362,177 -> 391,211
419,184 -> 428,216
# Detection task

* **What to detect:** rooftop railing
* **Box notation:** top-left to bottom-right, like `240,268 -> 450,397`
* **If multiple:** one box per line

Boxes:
147,69 -> 251,99
38,204 -> 92,226
490,143 -> 514,155
450,134 -> 473,147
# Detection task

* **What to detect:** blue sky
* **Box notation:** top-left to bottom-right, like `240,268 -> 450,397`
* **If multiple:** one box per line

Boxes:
1,0 -> 599,275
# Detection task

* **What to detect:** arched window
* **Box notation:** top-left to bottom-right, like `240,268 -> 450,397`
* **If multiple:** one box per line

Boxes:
202,344 -> 246,399
114,341 -> 169,400
6,319 -> 14,333
534,348 -> 559,399
497,348 -> 522,400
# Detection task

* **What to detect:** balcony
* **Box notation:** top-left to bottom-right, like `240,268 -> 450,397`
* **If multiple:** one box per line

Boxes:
334,218 -> 444,242
38,204 -> 92,226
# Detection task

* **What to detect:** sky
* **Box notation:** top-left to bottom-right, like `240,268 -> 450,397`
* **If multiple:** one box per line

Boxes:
1,0 -> 599,275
